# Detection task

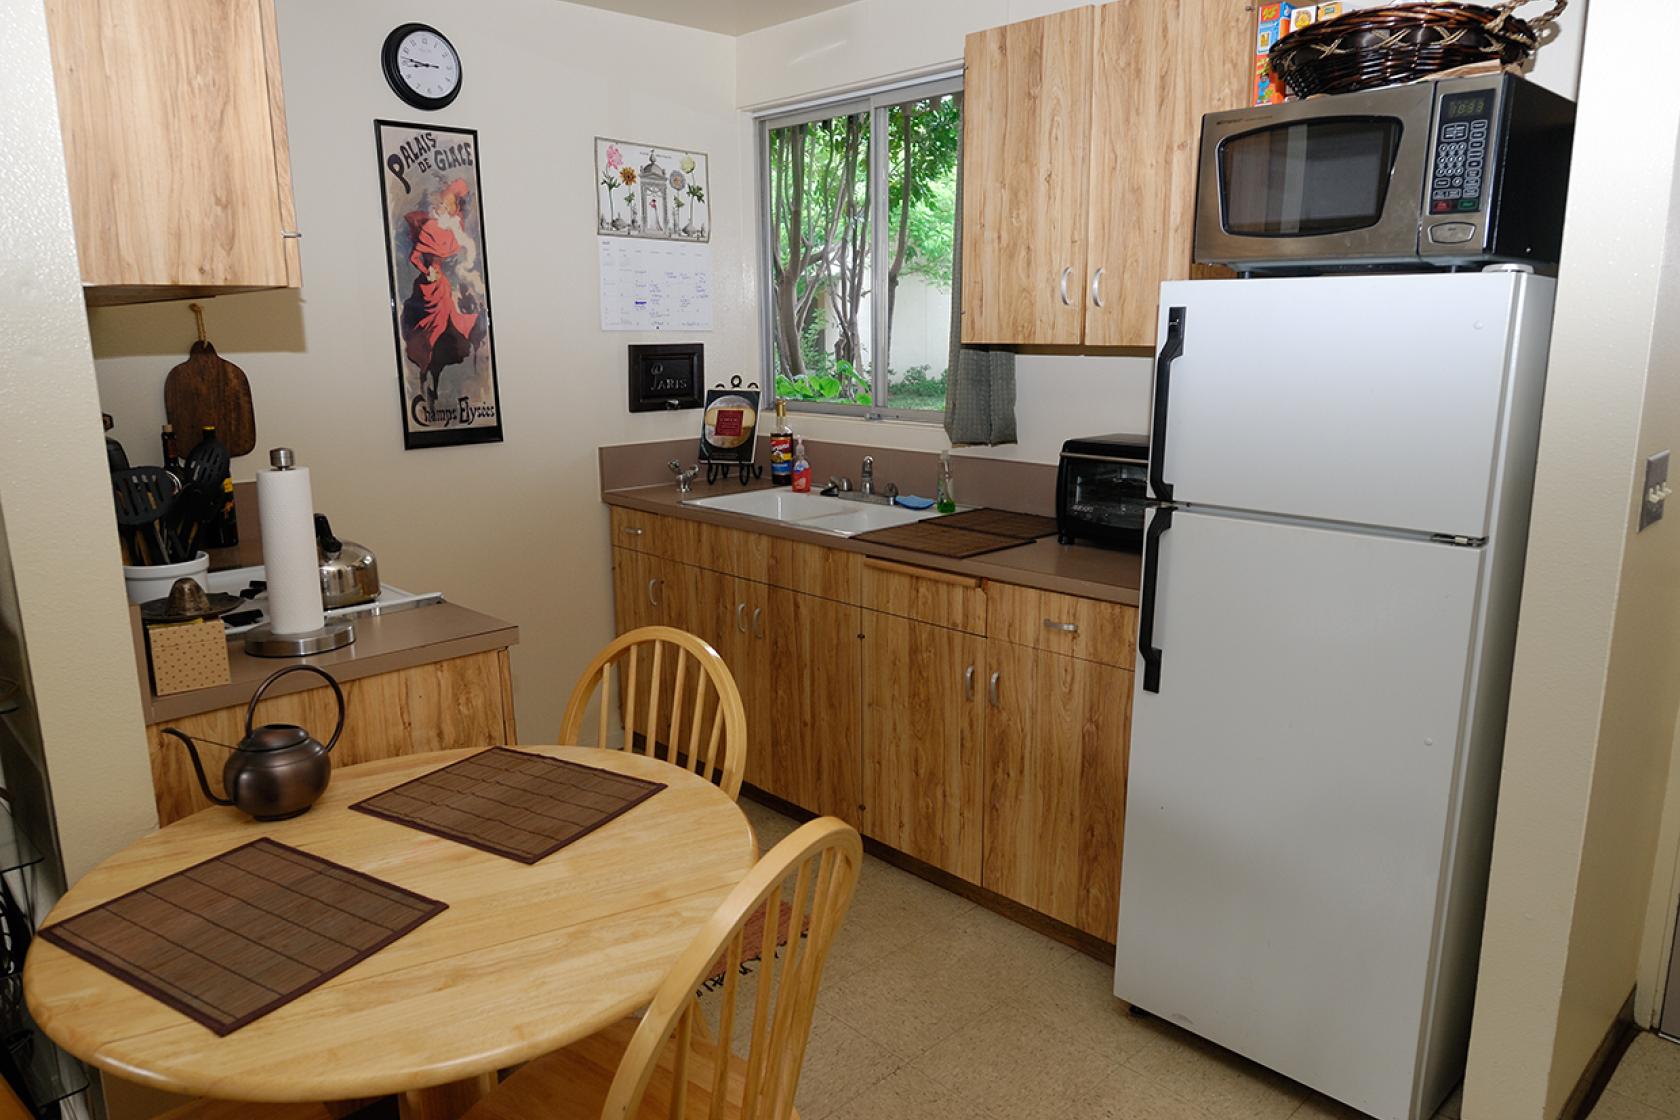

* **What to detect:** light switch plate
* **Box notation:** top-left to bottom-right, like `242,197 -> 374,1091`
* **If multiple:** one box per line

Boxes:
1642,450 -> 1670,531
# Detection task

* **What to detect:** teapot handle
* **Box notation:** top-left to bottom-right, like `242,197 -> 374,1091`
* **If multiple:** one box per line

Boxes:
246,664 -> 347,753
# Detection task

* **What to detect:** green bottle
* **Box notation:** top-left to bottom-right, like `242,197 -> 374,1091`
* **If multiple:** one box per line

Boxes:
935,451 -> 957,514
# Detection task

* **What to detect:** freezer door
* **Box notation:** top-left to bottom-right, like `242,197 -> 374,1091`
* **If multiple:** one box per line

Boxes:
1116,508 -> 1483,1120
1150,272 -> 1551,539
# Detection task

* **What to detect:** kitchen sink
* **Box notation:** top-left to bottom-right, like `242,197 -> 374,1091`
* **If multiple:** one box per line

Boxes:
682,489 -> 946,537
683,490 -> 855,521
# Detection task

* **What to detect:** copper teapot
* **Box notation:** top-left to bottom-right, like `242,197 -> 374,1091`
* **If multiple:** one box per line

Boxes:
162,665 -> 346,821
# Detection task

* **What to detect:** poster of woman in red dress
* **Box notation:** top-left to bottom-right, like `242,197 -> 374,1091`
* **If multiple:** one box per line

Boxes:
376,121 -> 503,448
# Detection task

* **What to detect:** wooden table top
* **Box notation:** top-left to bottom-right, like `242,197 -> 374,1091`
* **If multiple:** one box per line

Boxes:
23,746 -> 757,1103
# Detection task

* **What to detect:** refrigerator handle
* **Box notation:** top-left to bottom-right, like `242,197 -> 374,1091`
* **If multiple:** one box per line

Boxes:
1139,506 -> 1173,693
1149,306 -> 1186,502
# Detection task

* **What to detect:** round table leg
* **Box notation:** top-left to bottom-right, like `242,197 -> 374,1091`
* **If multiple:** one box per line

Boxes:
398,1072 -> 498,1120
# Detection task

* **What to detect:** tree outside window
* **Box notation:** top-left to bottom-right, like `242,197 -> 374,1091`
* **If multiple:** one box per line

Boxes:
763,83 -> 962,417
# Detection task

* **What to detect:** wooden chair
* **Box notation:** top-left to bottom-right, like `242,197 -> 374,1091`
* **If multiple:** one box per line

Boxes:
462,817 -> 863,1120
560,626 -> 747,801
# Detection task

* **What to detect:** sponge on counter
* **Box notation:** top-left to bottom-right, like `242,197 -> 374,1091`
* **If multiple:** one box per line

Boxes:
893,495 -> 935,510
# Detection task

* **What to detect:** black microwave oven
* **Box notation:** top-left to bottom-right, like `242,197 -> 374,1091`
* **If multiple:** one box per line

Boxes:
1056,435 -> 1149,550
1194,73 -> 1574,273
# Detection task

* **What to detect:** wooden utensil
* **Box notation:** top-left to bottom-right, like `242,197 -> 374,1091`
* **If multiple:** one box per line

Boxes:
163,304 -> 255,457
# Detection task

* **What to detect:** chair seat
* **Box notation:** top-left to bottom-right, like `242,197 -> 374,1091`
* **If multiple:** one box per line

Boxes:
463,1017 -> 799,1120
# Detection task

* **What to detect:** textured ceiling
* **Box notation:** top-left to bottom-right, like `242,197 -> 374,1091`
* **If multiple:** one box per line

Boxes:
564,0 -> 852,35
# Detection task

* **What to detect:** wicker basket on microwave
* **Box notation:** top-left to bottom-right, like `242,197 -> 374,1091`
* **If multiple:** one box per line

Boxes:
1268,0 -> 1567,99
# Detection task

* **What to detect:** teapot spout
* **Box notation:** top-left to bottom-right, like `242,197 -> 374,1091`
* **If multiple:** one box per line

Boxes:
159,728 -> 234,807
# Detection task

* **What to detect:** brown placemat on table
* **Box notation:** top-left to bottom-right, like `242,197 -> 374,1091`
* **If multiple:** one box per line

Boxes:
850,520 -> 1027,559
349,747 -> 666,864
38,838 -> 445,1036
933,508 -> 1059,540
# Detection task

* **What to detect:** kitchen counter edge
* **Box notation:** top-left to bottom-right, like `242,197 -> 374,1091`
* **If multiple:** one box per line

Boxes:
602,484 -> 1141,606
137,602 -> 520,725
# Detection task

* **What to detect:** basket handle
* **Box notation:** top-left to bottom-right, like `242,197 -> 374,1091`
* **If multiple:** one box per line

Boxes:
1493,0 -> 1567,33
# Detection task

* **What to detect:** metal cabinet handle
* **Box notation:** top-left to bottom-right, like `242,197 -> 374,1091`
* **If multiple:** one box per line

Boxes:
736,602 -> 749,633
1043,619 -> 1079,634
1090,267 -> 1105,309
622,526 -> 645,537
964,665 -> 976,701
988,670 -> 1001,707
751,606 -> 764,639
647,579 -> 661,608
1059,266 -> 1074,306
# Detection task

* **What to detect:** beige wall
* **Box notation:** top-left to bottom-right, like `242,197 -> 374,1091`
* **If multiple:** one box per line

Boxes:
91,0 -> 754,742
1465,4 -> 1680,1117
0,3 -> 157,886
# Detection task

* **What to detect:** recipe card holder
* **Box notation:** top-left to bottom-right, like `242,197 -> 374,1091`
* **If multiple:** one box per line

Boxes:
698,377 -> 764,487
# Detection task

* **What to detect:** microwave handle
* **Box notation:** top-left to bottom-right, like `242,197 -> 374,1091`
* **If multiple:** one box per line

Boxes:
1149,306 -> 1185,503
1139,505 -> 1173,694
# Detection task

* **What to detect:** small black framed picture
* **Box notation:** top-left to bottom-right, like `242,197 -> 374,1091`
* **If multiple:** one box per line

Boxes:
628,344 -> 704,413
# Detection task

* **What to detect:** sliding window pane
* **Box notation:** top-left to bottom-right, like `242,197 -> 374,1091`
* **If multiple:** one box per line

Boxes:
883,93 -> 960,413
767,111 -> 874,406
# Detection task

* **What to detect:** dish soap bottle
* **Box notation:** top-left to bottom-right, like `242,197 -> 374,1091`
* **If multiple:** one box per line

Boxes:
770,400 -> 794,487
791,438 -> 812,493
935,451 -> 957,513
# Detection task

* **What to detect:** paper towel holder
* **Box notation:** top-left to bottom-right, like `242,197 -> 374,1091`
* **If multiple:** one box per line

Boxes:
244,447 -> 356,658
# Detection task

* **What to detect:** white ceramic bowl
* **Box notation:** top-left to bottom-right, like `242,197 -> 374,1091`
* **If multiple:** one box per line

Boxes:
122,552 -> 210,605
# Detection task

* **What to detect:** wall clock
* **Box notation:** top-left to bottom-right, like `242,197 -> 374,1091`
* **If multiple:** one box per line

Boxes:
381,23 -> 462,111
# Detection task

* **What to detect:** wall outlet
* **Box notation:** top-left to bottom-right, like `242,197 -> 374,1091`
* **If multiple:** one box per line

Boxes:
1641,450 -> 1671,531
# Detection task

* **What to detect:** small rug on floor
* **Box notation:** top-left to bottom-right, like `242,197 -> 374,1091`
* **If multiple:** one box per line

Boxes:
702,900 -> 808,989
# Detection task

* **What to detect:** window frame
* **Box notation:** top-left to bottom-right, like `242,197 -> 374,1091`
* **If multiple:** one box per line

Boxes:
756,73 -> 965,423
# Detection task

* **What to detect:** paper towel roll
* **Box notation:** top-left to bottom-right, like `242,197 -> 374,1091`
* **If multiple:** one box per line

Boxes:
257,462 -> 325,635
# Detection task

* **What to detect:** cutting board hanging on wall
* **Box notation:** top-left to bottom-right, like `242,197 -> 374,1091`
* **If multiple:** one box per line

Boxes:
163,303 -> 256,457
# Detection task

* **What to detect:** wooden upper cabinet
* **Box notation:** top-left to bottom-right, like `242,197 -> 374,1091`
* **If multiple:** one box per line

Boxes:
45,0 -> 301,305
962,1 -> 1250,348
959,6 -> 1094,346
1085,0 -> 1251,345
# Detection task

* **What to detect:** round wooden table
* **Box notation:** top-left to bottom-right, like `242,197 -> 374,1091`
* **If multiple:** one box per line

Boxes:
23,746 -> 757,1119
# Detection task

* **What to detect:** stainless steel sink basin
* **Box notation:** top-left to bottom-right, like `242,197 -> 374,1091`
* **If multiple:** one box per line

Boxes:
683,489 -> 948,537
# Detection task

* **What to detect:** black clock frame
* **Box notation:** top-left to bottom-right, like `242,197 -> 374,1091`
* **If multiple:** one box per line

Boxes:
381,23 -> 462,111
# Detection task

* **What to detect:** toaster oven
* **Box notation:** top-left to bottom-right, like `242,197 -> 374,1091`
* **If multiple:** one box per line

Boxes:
1056,435 -> 1149,550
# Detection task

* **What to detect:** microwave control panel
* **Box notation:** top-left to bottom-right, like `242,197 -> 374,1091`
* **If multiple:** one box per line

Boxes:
1429,91 -> 1494,215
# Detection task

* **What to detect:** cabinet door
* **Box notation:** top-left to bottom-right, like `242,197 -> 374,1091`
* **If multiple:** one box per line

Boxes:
983,641 -> 1132,940
612,547 -> 654,634
861,611 -> 985,881
1083,0 -> 1250,346
45,0 -> 299,298
959,7 -> 1095,346
767,588 -> 863,826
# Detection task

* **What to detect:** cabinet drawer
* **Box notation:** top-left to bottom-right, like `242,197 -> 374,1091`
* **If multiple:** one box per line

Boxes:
987,583 -> 1136,669
769,537 -> 860,602
861,559 -> 986,634
612,507 -> 675,557
694,521 -> 769,583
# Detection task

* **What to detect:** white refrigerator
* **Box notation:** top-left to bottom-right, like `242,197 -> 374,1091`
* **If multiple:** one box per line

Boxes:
1113,271 -> 1556,1120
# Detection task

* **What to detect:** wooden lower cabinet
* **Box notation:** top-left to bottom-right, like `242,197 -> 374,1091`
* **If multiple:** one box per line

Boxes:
766,588 -> 863,826
146,649 -> 516,826
611,510 -> 1135,944
983,639 -> 1132,940
860,610 -> 985,882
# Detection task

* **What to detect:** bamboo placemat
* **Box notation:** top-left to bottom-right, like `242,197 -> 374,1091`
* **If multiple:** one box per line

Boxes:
933,508 -> 1059,540
350,748 -> 666,864
850,521 -> 1027,559
38,838 -> 445,1036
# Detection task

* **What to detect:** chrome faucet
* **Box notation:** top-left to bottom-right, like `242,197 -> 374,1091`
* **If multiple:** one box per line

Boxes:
861,456 -> 875,497
668,459 -> 700,494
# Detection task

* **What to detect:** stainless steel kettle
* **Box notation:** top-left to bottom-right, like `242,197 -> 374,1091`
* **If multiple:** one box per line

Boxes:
162,665 -> 346,821
315,513 -> 380,608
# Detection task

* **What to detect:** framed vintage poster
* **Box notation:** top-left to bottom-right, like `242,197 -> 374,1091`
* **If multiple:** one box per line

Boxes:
595,137 -> 710,242
375,120 -> 504,449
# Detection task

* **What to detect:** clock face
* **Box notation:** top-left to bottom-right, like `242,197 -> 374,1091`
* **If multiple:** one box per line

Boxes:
382,24 -> 461,110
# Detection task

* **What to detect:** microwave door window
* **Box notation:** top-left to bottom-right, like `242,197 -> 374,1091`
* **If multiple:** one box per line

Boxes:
1221,118 -> 1402,236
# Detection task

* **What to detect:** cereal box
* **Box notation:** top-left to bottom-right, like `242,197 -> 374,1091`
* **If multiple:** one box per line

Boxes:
1254,1 -> 1347,105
